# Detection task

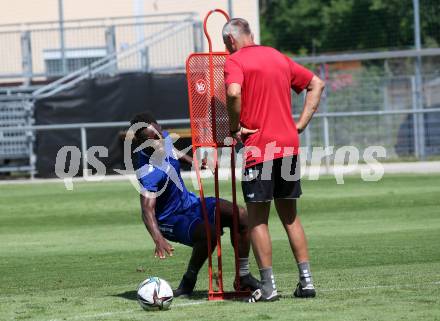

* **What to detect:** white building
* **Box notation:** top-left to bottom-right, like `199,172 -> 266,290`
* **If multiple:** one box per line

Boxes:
0,0 -> 260,82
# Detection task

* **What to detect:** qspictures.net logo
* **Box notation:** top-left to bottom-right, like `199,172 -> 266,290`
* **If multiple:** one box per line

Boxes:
54,123 -> 387,193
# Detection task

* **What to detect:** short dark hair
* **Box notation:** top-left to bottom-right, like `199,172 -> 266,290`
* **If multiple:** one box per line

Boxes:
130,111 -> 157,127
130,112 -> 158,140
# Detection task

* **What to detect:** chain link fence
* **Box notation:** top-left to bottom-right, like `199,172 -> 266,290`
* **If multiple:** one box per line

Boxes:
293,54 -> 440,163
0,97 -> 34,172
1,4 -> 440,177
0,13 -> 200,83
260,0 -> 440,55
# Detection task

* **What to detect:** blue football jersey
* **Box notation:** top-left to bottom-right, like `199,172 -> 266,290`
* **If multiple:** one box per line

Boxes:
136,131 -> 199,221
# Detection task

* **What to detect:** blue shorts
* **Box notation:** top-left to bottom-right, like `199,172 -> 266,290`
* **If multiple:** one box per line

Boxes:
158,197 -> 217,246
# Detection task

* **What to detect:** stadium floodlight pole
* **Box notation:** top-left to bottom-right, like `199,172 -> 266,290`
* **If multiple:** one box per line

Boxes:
412,0 -> 426,160
58,0 -> 67,75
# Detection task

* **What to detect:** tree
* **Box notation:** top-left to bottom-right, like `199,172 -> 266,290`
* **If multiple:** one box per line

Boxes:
260,0 -> 330,54
259,0 -> 439,55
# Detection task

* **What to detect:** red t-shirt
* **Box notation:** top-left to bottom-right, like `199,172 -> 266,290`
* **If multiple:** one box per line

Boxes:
224,45 -> 314,168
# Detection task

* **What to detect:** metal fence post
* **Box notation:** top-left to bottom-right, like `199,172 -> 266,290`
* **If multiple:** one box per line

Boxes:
413,67 -> 426,160
411,76 -> 420,158
192,21 -> 204,53
25,100 -> 36,179
228,0 -> 234,18
302,90 -> 312,163
20,31 -> 33,86
141,47 -> 150,72
58,0 -> 67,75
105,25 -> 117,73
320,64 -> 330,172
80,127 -> 88,178
413,0 -> 426,160
304,125 -> 312,164
383,77 -> 392,145
413,71 -> 426,160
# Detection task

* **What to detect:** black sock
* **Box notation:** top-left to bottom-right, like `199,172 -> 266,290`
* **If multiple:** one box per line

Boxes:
239,257 -> 250,277
184,265 -> 198,282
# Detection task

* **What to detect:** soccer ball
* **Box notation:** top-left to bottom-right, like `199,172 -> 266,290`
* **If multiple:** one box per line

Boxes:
137,277 -> 173,311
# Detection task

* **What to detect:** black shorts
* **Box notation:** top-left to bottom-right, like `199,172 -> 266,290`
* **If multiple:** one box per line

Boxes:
242,155 -> 301,203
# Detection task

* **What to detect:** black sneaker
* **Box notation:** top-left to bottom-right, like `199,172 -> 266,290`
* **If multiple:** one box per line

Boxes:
293,282 -> 316,298
173,275 -> 196,298
246,288 -> 280,303
234,273 -> 262,292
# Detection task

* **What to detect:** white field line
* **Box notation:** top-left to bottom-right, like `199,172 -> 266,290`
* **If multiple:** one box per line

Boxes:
46,300 -> 213,321
319,281 -> 440,292
43,281 -> 440,321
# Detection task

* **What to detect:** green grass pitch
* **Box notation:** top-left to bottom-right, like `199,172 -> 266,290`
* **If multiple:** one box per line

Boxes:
1,174 -> 440,321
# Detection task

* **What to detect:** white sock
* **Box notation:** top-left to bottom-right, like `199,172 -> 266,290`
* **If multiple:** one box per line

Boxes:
298,261 -> 313,287
259,267 -> 277,296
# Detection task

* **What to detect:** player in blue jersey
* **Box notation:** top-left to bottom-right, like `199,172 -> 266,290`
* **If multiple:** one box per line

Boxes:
130,112 -> 260,297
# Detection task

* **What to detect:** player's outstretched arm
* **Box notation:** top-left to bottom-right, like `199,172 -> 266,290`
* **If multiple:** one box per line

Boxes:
173,147 -> 213,171
296,75 -> 325,133
140,193 -> 174,259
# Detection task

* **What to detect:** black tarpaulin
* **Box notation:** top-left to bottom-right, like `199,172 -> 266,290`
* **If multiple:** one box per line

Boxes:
35,72 -> 189,177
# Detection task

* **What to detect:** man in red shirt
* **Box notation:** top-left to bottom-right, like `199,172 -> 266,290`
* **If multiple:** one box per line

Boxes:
223,18 -> 325,302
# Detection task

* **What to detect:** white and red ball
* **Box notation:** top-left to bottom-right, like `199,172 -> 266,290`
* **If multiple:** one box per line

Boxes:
137,277 -> 173,311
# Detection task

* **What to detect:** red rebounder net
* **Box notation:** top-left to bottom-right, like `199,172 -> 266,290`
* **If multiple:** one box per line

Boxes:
187,54 -> 229,146
185,9 -> 249,301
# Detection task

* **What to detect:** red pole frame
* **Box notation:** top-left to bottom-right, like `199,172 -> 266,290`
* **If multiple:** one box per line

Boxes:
186,8 -> 250,300
206,8 -> 228,300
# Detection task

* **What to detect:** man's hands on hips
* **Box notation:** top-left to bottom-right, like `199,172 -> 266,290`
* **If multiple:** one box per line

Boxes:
154,236 -> 174,259
296,75 -> 325,134
231,126 -> 259,143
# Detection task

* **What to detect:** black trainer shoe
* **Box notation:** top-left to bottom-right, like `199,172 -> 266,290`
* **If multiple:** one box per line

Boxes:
173,275 -> 196,298
293,282 -> 316,298
246,288 -> 280,303
234,273 -> 262,291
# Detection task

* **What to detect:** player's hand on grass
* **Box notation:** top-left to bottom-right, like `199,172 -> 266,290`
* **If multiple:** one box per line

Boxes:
154,237 -> 174,259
